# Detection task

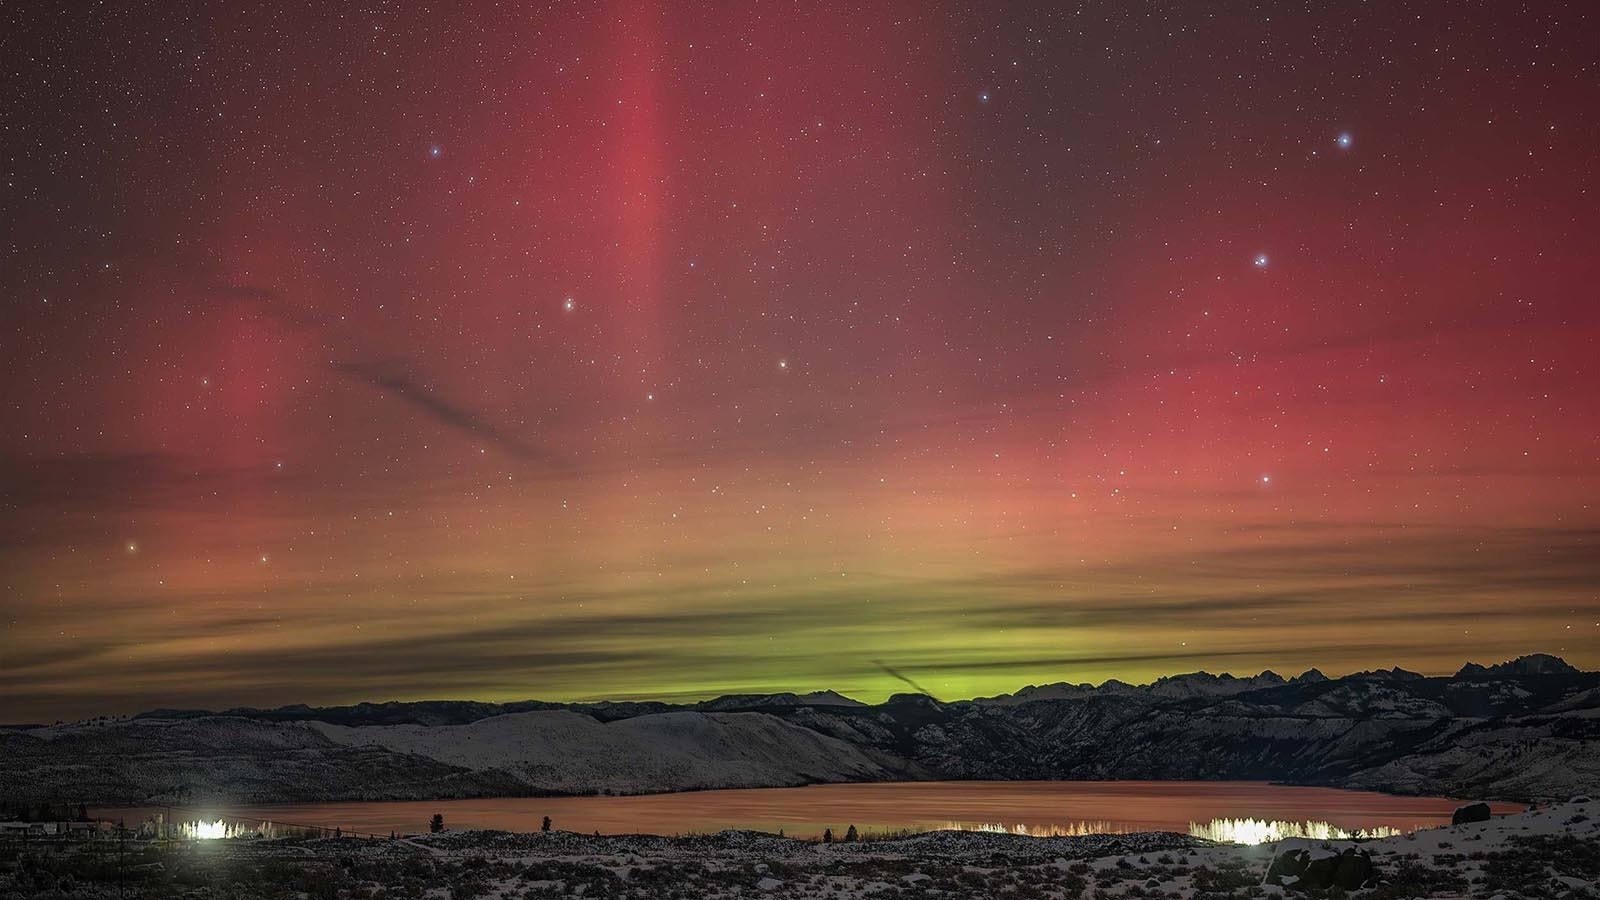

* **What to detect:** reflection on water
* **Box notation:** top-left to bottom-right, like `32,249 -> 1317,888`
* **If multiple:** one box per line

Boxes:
100,781 -> 1522,842
946,820 -> 1125,838
946,817 -> 1405,844
182,819 -> 264,840
1189,818 -> 1403,844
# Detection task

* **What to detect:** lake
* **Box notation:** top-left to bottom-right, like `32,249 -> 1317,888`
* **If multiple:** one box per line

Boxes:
98,781 -> 1525,841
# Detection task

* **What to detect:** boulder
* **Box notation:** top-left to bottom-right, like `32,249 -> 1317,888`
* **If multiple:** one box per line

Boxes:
1264,843 -> 1375,891
1452,802 -> 1492,825
756,876 -> 784,891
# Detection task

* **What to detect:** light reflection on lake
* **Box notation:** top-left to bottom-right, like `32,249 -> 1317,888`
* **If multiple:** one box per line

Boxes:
99,781 -> 1524,840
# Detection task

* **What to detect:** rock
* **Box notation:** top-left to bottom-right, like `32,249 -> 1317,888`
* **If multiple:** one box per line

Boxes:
903,872 -> 930,884
1263,843 -> 1375,891
753,863 -> 770,874
1143,876 -> 1162,887
756,876 -> 784,891
1571,795 -> 1592,804
1452,802 -> 1492,825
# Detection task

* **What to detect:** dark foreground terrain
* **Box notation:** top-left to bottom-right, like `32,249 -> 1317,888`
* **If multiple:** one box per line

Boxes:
4,654 -> 1599,806
3,801 -> 1595,899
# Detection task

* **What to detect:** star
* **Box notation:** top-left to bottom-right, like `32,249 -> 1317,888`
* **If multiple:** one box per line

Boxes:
978,91 -> 991,104
1253,253 -> 1270,268
428,145 -> 442,158
778,359 -> 788,370
1336,132 -> 1353,148
1260,474 -> 1272,485
563,297 -> 575,312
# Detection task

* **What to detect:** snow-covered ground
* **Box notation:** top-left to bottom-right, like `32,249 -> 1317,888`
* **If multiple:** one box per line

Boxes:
8,799 -> 1595,898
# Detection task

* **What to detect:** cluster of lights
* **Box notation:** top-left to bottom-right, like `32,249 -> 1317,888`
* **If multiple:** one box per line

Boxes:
948,820 -> 1124,838
1187,817 -> 1403,845
945,816 -> 1408,845
184,819 -> 234,839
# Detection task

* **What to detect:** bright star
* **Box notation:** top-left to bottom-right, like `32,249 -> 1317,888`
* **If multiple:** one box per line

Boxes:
978,91 -> 991,103
778,359 -> 788,370
428,145 -> 442,158
1253,253 -> 1269,268
1336,133 -> 1352,148
563,297 -> 575,312
1261,474 -> 1272,485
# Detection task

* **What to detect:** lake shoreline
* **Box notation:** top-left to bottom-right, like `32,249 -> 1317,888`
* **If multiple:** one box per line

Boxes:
91,780 -> 1528,841
76,771 -> 1561,811
19,800 -> 1597,900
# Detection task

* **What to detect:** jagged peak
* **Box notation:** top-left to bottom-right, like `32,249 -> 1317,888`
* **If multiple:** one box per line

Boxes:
1349,666 -> 1425,682
796,690 -> 866,707
1456,653 -> 1578,679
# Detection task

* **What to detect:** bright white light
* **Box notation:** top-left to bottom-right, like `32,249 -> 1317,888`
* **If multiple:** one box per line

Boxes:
1337,132 -> 1353,148
192,820 -> 228,839
1188,817 -> 1403,845
1253,253 -> 1270,268
563,297 -> 575,312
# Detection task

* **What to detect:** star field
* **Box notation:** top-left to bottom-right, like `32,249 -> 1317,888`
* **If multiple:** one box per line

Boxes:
2,1 -> 1598,720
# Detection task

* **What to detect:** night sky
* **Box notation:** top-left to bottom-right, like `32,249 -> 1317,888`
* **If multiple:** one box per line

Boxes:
4,2 -> 1598,721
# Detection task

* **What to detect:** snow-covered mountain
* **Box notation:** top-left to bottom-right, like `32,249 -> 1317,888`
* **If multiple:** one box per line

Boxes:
3,654 -> 1595,805
308,709 -> 906,794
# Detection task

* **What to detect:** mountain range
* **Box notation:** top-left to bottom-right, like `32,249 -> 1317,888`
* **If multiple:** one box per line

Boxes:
3,654 -> 1596,805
